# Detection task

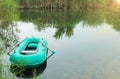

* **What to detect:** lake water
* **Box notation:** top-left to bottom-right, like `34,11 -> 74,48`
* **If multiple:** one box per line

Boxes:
0,9 -> 120,79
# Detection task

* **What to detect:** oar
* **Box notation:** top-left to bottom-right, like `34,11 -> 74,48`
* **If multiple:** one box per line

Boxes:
47,50 -> 55,59
7,37 -> 28,56
41,43 -> 55,59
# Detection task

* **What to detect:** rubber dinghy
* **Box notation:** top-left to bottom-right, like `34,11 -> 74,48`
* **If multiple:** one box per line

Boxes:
9,37 -> 48,68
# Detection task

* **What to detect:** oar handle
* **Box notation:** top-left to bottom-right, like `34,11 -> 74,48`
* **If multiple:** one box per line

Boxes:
47,52 -> 54,59
41,43 -> 55,59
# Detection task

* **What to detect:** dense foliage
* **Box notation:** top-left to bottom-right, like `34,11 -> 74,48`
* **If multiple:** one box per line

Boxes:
0,0 -> 19,20
0,0 -> 119,9
17,0 -> 108,9
0,0 -> 120,10
0,0 -> 17,9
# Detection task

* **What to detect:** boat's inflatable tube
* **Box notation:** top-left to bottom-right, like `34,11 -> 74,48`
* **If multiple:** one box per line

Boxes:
9,37 -> 48,68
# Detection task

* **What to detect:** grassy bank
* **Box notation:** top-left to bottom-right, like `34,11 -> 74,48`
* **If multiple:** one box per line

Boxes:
18,0 -> 107,9
12,0 -> 120,9
0,0 -> 19,20
1,0 -> 120,10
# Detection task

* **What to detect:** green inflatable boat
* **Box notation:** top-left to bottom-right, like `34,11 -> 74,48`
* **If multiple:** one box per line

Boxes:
8,37 -> 48,68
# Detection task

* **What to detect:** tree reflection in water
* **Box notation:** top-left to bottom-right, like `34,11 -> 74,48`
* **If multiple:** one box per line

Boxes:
0,4 -> 120,79
0,9 -> 120,52
19,9 -> 120,39
10,60 -> 47,78
0,4 -> 19,54
0,21 -> 18,54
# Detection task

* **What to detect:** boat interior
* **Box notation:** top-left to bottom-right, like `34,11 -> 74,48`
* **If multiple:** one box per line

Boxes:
25,42 -> 38,50
20,42 -> 38,55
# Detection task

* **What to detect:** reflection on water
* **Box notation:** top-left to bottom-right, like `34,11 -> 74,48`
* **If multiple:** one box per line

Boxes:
0,8 -> 120,79
0,9 -> 120,40
0,21 -> 18,53
19,9 -> 120,39
10,60 -> 47,78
